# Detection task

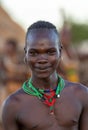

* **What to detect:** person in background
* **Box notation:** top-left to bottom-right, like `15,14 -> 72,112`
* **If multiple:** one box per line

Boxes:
57,21 -> 79,82
3,39 -> 29,94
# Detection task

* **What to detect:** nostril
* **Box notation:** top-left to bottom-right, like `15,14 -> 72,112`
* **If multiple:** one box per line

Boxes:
37,54 -> 48,64
38,60 -> 48,64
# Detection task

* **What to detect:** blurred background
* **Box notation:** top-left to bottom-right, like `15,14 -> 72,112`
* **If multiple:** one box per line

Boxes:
0,0 -> 88,129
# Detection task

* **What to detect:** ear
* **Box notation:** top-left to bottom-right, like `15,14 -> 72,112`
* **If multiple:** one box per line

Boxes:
24,57 -> 27,64
59,43 -> 63,57
24,47 -> 27,54
59,48 -> 61,58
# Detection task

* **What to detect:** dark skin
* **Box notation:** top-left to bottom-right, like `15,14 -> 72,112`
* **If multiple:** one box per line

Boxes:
2,29 -> 88,130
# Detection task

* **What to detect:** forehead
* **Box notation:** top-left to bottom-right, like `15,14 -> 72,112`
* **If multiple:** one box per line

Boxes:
26,29 -> 60,49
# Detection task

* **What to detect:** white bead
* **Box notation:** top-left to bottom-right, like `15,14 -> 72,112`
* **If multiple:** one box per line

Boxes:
57,94 -> 60,98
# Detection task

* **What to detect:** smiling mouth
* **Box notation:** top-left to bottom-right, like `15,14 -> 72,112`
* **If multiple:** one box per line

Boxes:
35,66 -> 51,71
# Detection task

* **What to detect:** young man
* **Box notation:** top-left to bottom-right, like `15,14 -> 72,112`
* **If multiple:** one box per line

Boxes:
2,21 -> 88,130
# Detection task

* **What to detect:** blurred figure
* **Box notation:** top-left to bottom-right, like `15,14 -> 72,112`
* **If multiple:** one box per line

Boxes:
3,39 -> 30,94
77,42 -> 88,86
57,21 -> 79,82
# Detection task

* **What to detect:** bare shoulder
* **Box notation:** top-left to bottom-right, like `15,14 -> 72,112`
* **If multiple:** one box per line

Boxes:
65,80 -> 88,105
2,88 -> 24,120
65,79 -> 88,92
3,88 -> 23,107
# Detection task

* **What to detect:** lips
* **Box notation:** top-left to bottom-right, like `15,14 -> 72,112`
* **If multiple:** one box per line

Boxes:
35,66 -> 51,71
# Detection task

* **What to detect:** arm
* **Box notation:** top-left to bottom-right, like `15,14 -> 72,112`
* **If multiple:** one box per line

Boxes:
79,87 -> 88,130
2,96 -> 19,130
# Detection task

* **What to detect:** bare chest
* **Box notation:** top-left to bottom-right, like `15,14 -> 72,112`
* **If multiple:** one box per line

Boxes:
17,93 -> 82,130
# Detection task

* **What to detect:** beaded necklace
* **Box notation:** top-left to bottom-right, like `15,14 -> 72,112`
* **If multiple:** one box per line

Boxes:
22,76 -> 65,113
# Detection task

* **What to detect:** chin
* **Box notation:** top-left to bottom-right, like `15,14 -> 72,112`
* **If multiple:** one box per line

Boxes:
34,71 -> 53,79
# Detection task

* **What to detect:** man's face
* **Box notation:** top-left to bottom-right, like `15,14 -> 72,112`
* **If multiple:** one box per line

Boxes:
25,29 -> 61,78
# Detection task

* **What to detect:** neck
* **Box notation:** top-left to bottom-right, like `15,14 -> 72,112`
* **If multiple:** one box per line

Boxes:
31,73 -> 58,90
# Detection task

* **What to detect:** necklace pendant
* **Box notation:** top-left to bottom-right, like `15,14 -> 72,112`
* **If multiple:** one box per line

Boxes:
57,94 -> 60,98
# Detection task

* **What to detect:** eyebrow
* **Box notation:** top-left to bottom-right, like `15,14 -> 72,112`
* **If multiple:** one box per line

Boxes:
29,47 -> 57,51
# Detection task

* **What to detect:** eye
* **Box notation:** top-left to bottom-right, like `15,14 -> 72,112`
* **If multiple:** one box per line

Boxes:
29,51 -> 38,56
47,49 -> 56,55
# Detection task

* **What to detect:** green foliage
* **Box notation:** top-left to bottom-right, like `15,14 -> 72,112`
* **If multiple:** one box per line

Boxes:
71,22 -> 88,44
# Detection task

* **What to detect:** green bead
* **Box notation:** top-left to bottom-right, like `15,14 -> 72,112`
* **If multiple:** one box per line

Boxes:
22,75 -> 65,102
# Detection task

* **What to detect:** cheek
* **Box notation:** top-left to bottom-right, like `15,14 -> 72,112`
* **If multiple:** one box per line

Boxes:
25,55 -> 34,68
50,56 -> 60,67
27,58 -> 34,67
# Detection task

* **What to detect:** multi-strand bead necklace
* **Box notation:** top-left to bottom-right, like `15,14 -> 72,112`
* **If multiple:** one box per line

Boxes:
22,76 -> 65,113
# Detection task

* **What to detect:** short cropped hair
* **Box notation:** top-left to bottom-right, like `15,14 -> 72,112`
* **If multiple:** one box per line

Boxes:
25,21 -> 62,52
26,20 -> 59,38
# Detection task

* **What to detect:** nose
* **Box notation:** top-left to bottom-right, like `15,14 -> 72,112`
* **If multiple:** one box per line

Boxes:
37,54 -> 48,64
